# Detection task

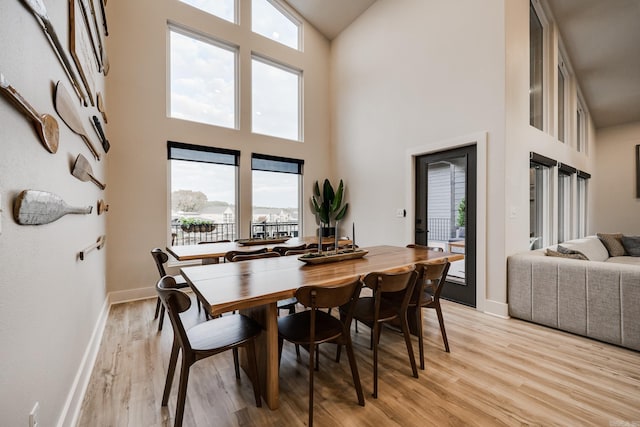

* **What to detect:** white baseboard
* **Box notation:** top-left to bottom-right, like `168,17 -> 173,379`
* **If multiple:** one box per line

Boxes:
483,299 -> 510,319
57,297 -> 110,427
109,285 -> 157,304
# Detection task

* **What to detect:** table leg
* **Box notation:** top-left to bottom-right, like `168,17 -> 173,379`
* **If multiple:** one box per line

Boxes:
240,302 -> 279,409
202,257 -> 220,264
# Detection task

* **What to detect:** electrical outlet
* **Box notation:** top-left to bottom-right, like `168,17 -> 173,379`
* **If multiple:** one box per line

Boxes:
29,402 -> 39,427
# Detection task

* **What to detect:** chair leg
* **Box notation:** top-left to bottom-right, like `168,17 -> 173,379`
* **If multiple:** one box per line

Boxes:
434,302 -> 450,352
400,312 -> 419,379
233,348 -> 240,379
174,357 -> 191,427
246,340 -> 262,407
372,322 -> 379,398
308,341 -> 316,427
335,344 -> 342,363
162,341 -> 180,406
154,297 -> 161,319
158,305 -> 165,332
344,335 -> 365,406
416,307 -> 425,370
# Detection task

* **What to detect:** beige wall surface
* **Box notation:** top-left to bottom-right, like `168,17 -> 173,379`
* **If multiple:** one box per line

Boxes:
330,0 -> 508,314
0,0 -> 107,425
105,0 -> 332,298
593,121 -> 640,234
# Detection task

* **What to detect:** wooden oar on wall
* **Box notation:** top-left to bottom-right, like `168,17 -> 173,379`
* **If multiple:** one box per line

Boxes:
14,190 -> 92,225
79,235 -> 106,260
72,154 -> 106,189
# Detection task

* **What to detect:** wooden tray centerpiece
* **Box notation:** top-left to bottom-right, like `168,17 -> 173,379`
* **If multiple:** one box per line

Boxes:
298,249 -> 368,265
237,237 -> 291,246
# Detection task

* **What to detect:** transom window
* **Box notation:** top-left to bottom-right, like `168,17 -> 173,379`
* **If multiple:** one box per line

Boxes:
178,0 -> 235,23
252,0 -> 300,50
529,153 -> 555,250
557,56 -> 569,143
576,99 -> 587,153
529,1 -> 545,131
169,26 -> 237,129
557,164 -> 575,243
252,56 -> 301,141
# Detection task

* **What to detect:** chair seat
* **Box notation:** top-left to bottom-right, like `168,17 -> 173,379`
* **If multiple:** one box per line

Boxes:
188,314 -> 261,352
352,297 -> 400,324
278,311 -> 343,345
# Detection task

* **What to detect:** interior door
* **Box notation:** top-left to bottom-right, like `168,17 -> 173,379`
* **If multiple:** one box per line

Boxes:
415,146 -> 477,307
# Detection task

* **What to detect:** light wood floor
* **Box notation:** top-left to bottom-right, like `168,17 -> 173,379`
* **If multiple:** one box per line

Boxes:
78,296 -> 640,426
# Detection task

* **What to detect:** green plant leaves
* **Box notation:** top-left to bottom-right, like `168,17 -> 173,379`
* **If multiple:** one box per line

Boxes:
310,179 -> 348,226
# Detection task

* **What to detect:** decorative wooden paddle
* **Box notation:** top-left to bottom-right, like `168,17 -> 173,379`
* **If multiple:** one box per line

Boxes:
79,235 -> 106,260
0,73 -> 59,153
97,92 -> 107,123
54,81 -> 101,161
72,154 -> 106,189
14,190 -> 92,225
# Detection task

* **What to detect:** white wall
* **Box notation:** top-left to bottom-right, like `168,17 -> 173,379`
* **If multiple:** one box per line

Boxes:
593,121 -> 640,234
0,1 -> 108,425
105,0 -> 332,299
331,0 -> 507,314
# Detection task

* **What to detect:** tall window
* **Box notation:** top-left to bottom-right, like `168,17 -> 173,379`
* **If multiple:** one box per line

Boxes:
557,164 -> 575,243
252,56 -> 301,141
576,99 -> 587,153
252,0 -> 300,50
530,153 -> 555,250
530,1 -> 545,130
251,154 -> 303,238
577,171 -> 590,237
169,26 -> 237,129
169,142 -> 239,244
178,0 -> 235,23
557,57 -> 569,143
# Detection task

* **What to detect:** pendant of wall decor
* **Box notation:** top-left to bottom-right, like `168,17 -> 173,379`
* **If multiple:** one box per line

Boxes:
72,154 -> 106,190
14,190 -> 92,225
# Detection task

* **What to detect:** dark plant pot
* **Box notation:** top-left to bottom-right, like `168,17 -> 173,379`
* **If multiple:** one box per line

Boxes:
181,224 -> 193,232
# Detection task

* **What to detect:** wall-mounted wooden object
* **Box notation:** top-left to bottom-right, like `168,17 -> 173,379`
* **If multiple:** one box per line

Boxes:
14,190 -> 92,225
79,235 -> 106,260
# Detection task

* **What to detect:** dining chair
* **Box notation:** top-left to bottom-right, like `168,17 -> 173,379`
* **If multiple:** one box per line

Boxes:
156,276 -> 262,427
151,248 -> 199,331
414,260 -> 452,362
340,268 -> 419,398
284,248 -> 316,256
272,243 -> 306,256
223,248 -> 269,263
231,251 -> 281,262
406,243 -> 444,252
278,277 -> 365,426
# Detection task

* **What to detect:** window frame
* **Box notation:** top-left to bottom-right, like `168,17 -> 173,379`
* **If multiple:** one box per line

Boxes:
576,171 -> 590,238
557,54 -> 570,144
251,54 -> 303,141
576,95 -> 588,154
177,0 -> 237,24
251,0 -> 302,51
529,152 -> 556,250
529,0 -> 549,132
168,23 -> 240,130
557,163 -> 575,243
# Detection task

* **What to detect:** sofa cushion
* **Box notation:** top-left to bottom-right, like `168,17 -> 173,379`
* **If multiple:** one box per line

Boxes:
560,237 -> 610,262
546,248 -> 588,260
621,235 -> 640,256
605,256 -> 640,266
597,232 -> 626,257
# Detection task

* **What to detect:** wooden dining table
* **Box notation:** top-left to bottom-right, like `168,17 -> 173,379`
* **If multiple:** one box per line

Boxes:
180,245 -> 463,409
167,236 -> 352,263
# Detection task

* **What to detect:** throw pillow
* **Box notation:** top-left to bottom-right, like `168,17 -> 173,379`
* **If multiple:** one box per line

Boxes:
597,232 -> 626,257
556,245 -> 589,260
621,235 -> 640,257
545,248 -> 588,260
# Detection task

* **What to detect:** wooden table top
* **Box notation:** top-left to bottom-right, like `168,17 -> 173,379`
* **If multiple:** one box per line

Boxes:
181,245 -> 464,316
167,236 -> 352,261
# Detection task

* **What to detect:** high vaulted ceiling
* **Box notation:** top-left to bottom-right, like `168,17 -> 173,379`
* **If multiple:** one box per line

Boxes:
286,0 -> 640,129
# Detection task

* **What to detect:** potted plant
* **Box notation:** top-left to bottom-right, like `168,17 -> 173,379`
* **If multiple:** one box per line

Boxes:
311,179 -> 349,237
456,198 -> 466,238
180,217 -> 215,233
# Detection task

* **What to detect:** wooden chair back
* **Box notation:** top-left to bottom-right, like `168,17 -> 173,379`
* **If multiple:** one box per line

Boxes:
156,276 -> 193,351
224,248 -> 268,262
415,260 -> 451,301
151,248 -> 170,277
363,268 -> 418,319
231,251 -> 280,262
295,277 -> 362,310
273,243 -> 306,256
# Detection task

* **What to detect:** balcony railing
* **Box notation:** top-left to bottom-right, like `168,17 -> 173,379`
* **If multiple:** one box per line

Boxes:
427,217 -> 454,241
170,221 -> 299,245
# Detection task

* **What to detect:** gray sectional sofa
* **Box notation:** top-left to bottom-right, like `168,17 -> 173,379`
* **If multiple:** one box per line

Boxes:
507,236 -> 640,351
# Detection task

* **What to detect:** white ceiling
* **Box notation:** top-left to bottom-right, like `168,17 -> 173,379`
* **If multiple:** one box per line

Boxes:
286,0 -> 640,129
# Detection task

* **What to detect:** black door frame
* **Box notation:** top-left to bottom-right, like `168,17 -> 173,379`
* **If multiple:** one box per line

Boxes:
414,145 -> 477,307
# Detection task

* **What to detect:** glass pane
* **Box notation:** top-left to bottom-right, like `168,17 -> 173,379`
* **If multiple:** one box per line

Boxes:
170,29 -> 236,129
179,0 -> 235,23
530,3 -> 544,130
529,163 -> 549,249
557,173 -> 571,243
577,177 -> 587,237
251,170 -> 300,238
252,0 -> 299,50
171,159 -> 237,244
558,66 -> 565,142
252,58 -> 300,140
